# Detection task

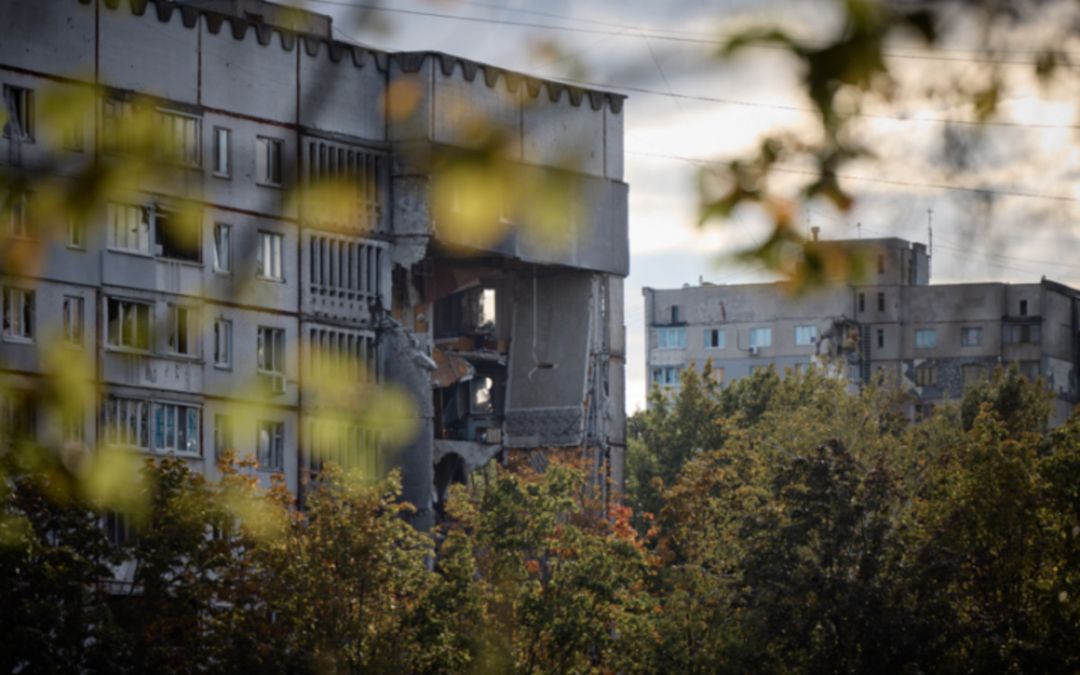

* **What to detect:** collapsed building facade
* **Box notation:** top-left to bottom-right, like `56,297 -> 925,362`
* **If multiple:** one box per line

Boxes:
645,236 -> 1080,426
0,0 -> 628,528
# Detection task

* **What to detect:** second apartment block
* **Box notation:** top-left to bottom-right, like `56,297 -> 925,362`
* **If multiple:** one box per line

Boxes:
644,237 -> 1080,425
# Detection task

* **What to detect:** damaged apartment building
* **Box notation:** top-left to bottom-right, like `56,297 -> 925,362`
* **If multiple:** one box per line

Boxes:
644,236 -> 1080,426
0,0 -> 628,528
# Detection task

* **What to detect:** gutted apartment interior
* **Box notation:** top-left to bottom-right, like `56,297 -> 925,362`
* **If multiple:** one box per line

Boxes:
0,0 -> 628,530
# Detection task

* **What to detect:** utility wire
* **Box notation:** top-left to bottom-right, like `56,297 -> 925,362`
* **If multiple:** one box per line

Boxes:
305,0 -> 1080,68
320,2 -> 1080,132
437,0 -> 1080,61
628,148 -> 1080,204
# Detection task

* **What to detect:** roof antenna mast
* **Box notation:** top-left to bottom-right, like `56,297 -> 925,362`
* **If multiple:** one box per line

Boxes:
927,208 -> 933,257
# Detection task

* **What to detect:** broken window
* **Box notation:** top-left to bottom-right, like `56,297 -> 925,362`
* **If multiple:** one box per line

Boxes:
3,85 -> 33,141
155,208 -> 201,263
435,286 -> 498,338
470,376 -> 494,415
106,298 -> 151,351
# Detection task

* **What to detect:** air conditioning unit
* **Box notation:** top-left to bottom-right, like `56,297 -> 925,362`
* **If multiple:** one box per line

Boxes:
749,346 -> 760,356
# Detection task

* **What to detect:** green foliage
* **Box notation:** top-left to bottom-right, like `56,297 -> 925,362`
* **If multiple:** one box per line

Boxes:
3,371 -> 1079,672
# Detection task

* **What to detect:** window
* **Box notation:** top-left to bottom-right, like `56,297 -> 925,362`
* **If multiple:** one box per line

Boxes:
0,391 -> 36,447
961,326 -> 983,347
3,85 -> 33,141
749,327 -> 772,348
61,114 -> 84,152
107,202 -> 151,254
68,216 -> 85,248
651,365 -> 682,386
63,409 -> 85,445
214,414 -> 234,458
657,326 -> 686,349
914,403 -> 935,420
212,127 -> 231,177
103,397 -> 149,448
103,511 -> 135,547
167,304 -> 194,355
795,325 -> 817,346
712,366 -> 725,384
308,235 -> 384,302
1004,323 -> 1041,344
1019,299 -> 1028,316
858,293 -> 865,312
154,403 -> 200,455
877,254 -> 885,275
2,287 -> 34,341
63,296 -> 83,346
213,223 -> 231,273
8,192 -> 28,238
705,328 -> 725,349
309,327 -> 378,383
306,418 -> 380,477
257,231 -> 284,281
156,109 -> 201,167
670,305 -> 681,323
877,292 -> 885,312
962,364 -> 986,387
213,319 -> 232,368
915,328 -> 937,349
106,298 -> 151,351
155,208 -> 201,262
256,136 -> 283,186
102,98 -> 134,152
877,329 -> 884,349
256,420 -> 284,471
915,363 -> 937,386
257,326 -> 285,374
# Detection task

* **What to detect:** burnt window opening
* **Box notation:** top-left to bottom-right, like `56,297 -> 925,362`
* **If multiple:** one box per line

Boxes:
1019,299 -> 1028,316
155,209 -> 201,263
471,376 -> 495,415
435,286 -> 497,339
877,292 -> 885,312
670,305 -> 681,324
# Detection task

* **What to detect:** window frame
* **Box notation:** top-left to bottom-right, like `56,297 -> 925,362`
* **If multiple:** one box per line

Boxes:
256,230 -> 285,282
167,303 -> 195,356
2,85 -> 34,142
914,328 -> 937,349
255,136 -> 283,187
155,108 -> 202,168
794,325 -> 817,346
657,326 -> 687,350
153,402 -> 202,457
749,327 -> 772,349
2,286 -> 35,342
256,325 -> 286,375
704,328 -> 725,350
213,222 -> 232,274
256,419 -> 285,472
102,396 -> 150,449
212,126 -> 231,178
62,295 -> 84,347
961,326 -> 983,347
105,297 -> 152,352
106,202 -> 152,255
213,318 -> 233,369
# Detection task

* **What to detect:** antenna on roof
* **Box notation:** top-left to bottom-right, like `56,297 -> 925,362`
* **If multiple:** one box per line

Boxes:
927,208 -> 933,257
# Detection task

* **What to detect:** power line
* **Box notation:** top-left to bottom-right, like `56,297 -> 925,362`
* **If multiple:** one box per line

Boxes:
627,148 -> 1080,204
557,77 -> 1079,131
435,0 -> 1080,61
319,2 -> 1080,132
306,0 -> 1080,68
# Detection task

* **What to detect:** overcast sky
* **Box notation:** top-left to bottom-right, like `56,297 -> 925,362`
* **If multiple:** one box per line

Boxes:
293,0 -> 1080,411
